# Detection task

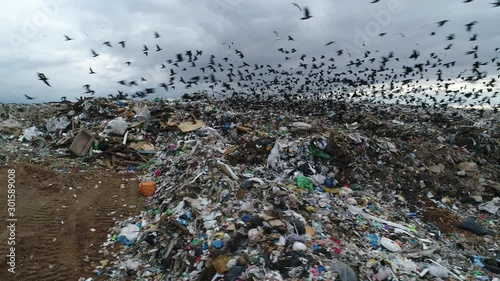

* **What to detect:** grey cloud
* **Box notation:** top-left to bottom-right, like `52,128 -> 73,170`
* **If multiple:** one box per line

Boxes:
0,0 -> 498,104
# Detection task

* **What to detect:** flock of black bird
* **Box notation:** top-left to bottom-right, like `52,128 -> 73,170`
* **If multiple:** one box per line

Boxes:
31,1 -> 499,113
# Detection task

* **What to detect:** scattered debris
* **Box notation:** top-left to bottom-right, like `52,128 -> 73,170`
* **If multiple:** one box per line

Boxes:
2,96 -> 499,280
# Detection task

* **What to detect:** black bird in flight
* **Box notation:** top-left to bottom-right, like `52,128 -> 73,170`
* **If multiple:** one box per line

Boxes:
37,72 -> 51,87
291,2 -> 302,11
159,83 -> 168,91
409,50 -> 420,60
325,41 -> 335,46
91,49 -> 99,57
465,21 -> 478,32
156,44 -> 162,51
24,94 -> 35,100
436,20 -> 449,27
491,0 -> 500,7
154,32 -> 160,38
83,84 -> 95,95
89,67 -> 96,74
103,41 -> 112,47
64,35 -> 73,41
371,0 -> 381,3
301,7 -> 312,20
288,35 -> 294,41
125,61 -> 131,66
118,41 -> 126,48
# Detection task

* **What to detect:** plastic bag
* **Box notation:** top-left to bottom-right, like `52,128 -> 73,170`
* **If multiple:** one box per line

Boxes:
309,145 -> 331,159
457,217 -> 490,235
373,267 -> 390,280
224,266 -> 245,281
478,198 -> 500,215
103,117 -> 128,135
0,117 -> 22,128
267,142 -> 281,169
134,105 -> 151,121
330,261 -> 358,281
367,233 -> 379,248
376,138 -> 397,152
18,126 -> 43,142
45,116 -> 70,132
119,224 -> 140,241
124,259 -> 141,270
427,266 -> 449,278
296,176 -> 314,192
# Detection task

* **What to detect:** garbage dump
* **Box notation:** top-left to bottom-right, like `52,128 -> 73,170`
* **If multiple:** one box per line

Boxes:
1,95 -> 499,280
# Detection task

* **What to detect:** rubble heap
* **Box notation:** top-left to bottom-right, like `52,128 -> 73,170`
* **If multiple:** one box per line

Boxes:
2,96 -> 499,280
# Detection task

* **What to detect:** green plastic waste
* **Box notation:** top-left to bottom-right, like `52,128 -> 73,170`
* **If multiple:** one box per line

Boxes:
296,176 -> 314,192
309,145 -> 331,159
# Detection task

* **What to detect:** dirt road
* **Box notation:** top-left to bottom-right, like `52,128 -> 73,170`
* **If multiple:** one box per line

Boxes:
0,164 -> 144,281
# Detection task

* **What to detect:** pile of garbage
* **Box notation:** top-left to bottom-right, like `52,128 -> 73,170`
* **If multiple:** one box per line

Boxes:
70,96 -> 498,280
0,97 -> 207,170
2,95 -> 499,280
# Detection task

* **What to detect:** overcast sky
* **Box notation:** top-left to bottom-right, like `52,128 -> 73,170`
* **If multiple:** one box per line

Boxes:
0,0 -> 499,104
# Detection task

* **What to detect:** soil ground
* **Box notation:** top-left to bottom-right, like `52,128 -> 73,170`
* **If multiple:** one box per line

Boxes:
0,163 -> 144,281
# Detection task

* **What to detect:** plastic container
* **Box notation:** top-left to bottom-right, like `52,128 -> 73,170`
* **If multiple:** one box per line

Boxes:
139,180 -> 157,197
380,237 -> 401,252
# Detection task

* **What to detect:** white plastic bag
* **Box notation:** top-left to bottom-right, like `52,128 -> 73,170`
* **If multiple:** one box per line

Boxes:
119,224 -> 140,241
19,126 -> 43,142
267,142 -> 281,169
428,266 -> 449,278
103,117 -> 128,136
134,106 -> 151,121
45,116 -> 70,132
478,198 -> 500,215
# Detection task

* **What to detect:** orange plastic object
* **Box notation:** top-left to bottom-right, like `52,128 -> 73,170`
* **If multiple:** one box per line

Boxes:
139,181 -> 156,197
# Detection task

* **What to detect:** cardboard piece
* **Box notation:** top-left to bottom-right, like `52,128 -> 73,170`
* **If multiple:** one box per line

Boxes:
69,130 -> 95,156
130,142 -> 156,151
178,120 -> 205,132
